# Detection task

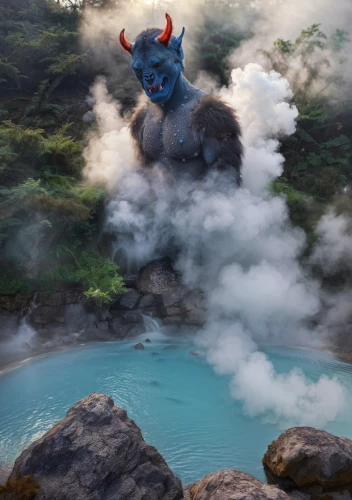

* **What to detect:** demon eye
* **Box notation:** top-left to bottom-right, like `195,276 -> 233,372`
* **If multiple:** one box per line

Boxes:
154,61 -> 163,68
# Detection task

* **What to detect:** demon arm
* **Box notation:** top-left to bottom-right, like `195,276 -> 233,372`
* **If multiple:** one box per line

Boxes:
192,96 -> 243,184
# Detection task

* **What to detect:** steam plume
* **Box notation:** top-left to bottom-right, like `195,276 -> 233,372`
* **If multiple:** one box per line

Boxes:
82,63 -> 350,426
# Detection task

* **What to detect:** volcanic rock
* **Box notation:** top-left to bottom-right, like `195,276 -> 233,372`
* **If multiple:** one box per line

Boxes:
137,258 -> 186,309
134,342 -> 145,349
180,290 -> 206,325
189,469 -> 290,499
9,393 -> 183,500
263,427 -> 352,491
119,289 -> 141,310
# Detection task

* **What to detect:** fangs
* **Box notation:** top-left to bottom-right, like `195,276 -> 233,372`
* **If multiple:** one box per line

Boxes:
146,80 -> 165,94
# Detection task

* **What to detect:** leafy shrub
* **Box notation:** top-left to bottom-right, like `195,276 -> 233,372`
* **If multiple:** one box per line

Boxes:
40,249 -> 126,308
72,250 -> 126,308
0,270 -> 31,295
271,181 -> 310,226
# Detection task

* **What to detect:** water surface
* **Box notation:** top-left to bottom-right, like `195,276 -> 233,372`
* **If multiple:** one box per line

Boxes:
0,339 -> 351,483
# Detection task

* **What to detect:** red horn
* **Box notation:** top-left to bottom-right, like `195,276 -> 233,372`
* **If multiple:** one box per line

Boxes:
157,13 -> 173,46
119,29 -> 132,54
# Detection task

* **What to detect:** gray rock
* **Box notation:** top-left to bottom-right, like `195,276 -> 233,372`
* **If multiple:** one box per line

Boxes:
119,289 -> 141,309
165,306 -> 184,317
137,258 -> 186,308
121,310 -> 143,323
79,322 -> 114,342
183,484 -> 193,500
0,294 -> 31,313
263,427 -> 352,491
181,290 -> 206,326
139,294 -> 160,309
9,394 -> 183,500
31,305 -> 65,325
286,493 -> 310,500
110,317 -> 145,339
134,342 -> 145,350
189,470 -> 290,499
36,291 -> 85,307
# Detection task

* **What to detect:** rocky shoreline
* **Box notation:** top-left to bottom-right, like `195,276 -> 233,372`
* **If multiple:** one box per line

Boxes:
3,393 -> 352,499
0,258 -> 206,372
1,257 -> 352,373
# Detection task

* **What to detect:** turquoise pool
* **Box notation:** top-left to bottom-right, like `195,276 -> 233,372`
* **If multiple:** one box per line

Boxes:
0,338 -> 351,483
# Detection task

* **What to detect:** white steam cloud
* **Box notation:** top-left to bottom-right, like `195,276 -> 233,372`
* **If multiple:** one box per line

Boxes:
311,211 -> 352,274
83,78 -> 138,189
82,61 -> 350,427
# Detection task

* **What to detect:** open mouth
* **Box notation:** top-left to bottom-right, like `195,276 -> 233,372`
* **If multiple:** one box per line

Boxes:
145,77 -> 167,95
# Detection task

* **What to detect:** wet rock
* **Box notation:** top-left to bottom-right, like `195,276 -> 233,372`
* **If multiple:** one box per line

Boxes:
31,305 -> 65,325
286,493 -> 310,500
119,289 -> 141,310
145,338 -> 152,343
263,427 -> 352,492
139,294 -> 161,309
165,306 -> 184,317
183,484 -> 193,500
36,291 -> 85,307
181,290 -> 206,326
79,321 -> 115,341
9,393 -> 183,500
162,316 -> 184,326
110,313 -> 145,339
121,310 -> 143,323
0,294 -> 30,312
189,470 -> 290,499
137,258 -> 186,308
111,320 -> 145,339
134,342 -> 145,350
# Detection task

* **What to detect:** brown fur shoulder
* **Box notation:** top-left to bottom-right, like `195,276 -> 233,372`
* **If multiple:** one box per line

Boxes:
192,95 -> 243,178
192,95 -> 242,141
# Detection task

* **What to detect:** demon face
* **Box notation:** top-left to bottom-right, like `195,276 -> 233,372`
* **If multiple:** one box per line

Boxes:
120,14 -> 185,105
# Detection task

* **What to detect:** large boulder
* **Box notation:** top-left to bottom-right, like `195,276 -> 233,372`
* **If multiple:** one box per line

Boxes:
9,393 -> 183,500
189,470 -> 290,500
137,258 -> 186,309
119,289 -> 141,310
137,259 -> 206,326
263,427 -> 352,492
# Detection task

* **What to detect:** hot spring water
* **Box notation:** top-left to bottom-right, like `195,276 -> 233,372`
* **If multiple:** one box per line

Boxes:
0,337 -> 352,484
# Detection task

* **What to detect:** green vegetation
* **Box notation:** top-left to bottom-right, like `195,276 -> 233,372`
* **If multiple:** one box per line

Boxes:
262,24 -> 352,233
39,249 -> 126,309
0,0 -> 123,299
0,0 -> 351,303
0,475 -> 39,500
191,16 -> 249,84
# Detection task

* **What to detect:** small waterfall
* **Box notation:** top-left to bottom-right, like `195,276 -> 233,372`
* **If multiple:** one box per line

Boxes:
142,314 -> 162,333
5,292 -> 38,352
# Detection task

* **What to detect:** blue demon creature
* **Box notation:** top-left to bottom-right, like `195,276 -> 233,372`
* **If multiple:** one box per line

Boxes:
120,14 -> 243,183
